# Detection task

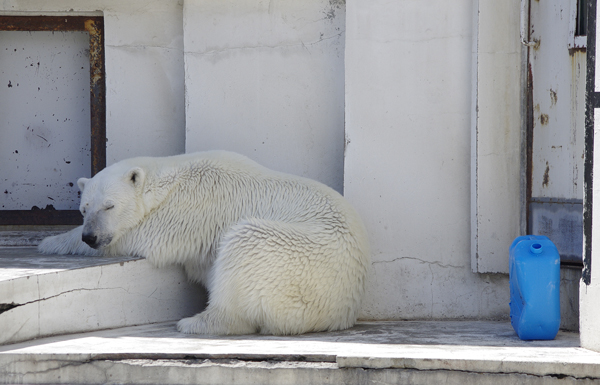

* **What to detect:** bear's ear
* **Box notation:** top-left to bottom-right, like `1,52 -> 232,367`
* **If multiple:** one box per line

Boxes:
77,177 -> 90,192
126,167 -> 145,190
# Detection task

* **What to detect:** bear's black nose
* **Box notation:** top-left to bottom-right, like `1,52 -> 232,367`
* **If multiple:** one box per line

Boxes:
82,233 -> 97,247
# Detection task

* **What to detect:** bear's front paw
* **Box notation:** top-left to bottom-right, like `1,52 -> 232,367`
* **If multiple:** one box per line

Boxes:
37,236 -> 55,254
177,316 -> 202,334
38,235 -> 66,255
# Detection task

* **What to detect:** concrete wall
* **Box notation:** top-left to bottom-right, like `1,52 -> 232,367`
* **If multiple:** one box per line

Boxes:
183,0 -> 346,192
344,0 -> 509,320
2,0 -> 525,322
0,0 -> 186,165
472,0 -> 523,274
1,30 -> 92,210
102,1 -> 185,164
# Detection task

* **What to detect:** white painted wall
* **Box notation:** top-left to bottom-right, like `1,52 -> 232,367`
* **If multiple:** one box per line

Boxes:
102,1 -> 185,164
0,0 -> 186,166
344,0 -> 510,320
0,31 -> 91,210
2,0 -> 524,322
471,0 -> 523,274
183,0 -> 346,192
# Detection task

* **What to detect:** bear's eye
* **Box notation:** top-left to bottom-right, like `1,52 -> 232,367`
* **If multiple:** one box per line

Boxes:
104,204 -> 114,211
81,207 -> 86,215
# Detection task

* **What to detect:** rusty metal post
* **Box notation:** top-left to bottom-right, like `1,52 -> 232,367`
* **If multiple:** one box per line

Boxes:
84,18 -> 106,177
584,0 -> 597,285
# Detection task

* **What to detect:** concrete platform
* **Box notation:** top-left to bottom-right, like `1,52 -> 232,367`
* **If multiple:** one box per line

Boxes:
0,247 -> 206,345
1,320 -> 598,384
1,247 -> 598,384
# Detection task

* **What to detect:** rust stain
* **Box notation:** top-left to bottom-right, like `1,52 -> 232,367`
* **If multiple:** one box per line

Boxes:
85,19 -> 102,87
542,161 -> 550,188
0,16 -> 90,31
540,114 -> 549,125
549,89 -> 557,107
526,62 -> 534,233
84,18 -> 106,176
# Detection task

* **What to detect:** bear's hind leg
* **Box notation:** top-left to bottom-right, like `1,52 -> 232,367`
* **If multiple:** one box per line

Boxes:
177,305 -> 257,335
206,218 -> 360,335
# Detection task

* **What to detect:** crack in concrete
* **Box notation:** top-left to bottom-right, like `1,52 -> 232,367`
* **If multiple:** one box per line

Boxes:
0,302 -> 18,314
428,264 -> 434,318
0,287 -> 130,315
105,43 -> 181,52
397,367 -> 600,381
4,357 -> 94,380
186,32 -> 344,56
8,357 -> 600,382
372,256 -> 464,270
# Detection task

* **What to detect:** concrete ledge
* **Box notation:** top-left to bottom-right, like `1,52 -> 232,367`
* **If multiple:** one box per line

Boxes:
1,320 -> 598,384
7,358 -> 597,385
0,247 -> 206,345
338,347 -> 600,378
1,249 -> 597,384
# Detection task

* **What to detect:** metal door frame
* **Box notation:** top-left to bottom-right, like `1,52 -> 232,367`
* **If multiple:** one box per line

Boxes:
0,16 -> 106,226
524,0 -> 588,267
584,0 -> 597,284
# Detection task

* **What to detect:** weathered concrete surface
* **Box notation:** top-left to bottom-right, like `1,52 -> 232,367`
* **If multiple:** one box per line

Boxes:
0,1 -> 186,163
0,247 -> 206,345
0,320 -> 598,384
343,0 -> 513,322
183,0 -> 346,194
3,359 -> 599,385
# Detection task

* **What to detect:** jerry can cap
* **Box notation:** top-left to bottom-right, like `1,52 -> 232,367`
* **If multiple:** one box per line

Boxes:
530,243 -> 543,254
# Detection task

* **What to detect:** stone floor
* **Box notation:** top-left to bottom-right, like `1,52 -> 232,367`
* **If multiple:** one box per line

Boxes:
1,319 -> 599,384
1,247 -> 598,384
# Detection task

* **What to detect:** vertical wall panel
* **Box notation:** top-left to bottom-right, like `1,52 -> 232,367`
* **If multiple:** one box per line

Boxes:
0,31 -> 91,211
471,0 -> 523,273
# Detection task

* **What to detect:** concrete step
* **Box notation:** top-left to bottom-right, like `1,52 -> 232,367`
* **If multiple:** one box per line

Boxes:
0,247 -> 206,345
0,320 -> 597,384
1,247 -> 599,384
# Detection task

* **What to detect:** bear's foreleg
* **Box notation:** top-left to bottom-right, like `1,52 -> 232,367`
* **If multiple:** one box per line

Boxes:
177,305 -> 257,335
38,226 -> 100,256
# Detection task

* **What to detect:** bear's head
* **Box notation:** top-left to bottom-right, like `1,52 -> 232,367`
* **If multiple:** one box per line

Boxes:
77,164 -> 147,249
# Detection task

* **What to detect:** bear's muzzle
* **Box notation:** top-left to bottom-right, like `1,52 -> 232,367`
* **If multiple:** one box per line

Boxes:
82,233 -> 98,248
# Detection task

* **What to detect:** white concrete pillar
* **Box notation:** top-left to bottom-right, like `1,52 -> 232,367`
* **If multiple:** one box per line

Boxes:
580,0 -> 600,353
344,0 -> 510,320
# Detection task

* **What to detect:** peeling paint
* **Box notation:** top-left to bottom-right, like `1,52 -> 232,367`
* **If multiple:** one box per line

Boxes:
529,0 -> 585,206
323,0 -> 345,21
542,161 -> 550,187
549,88 -> 557,106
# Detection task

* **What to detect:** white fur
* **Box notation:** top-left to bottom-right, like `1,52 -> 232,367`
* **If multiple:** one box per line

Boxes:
38,151 -> 370,335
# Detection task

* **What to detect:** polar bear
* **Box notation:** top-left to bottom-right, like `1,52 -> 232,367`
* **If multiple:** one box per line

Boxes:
38,151 -> 370,335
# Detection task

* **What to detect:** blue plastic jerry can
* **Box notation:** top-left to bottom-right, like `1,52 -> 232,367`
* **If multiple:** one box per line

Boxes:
509,235 -> 561,340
